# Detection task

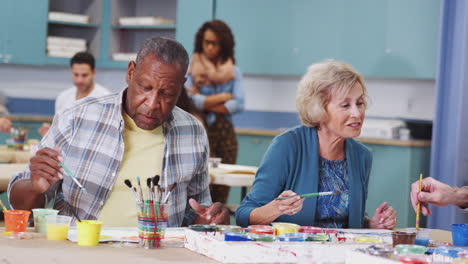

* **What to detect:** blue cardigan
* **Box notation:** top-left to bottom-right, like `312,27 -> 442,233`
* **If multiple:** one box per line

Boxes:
236,126 -> 372,228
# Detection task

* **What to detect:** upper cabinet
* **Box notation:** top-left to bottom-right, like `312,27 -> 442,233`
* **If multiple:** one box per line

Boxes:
46,0 -> 102,65
175,0 -> 214,58
216,0 -> 441,78
101,0 -> 179,68
0,0 -> 441,79
1,0 -> 48,65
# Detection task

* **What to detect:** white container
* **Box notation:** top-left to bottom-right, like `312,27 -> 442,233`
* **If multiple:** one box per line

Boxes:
359,119 -> 406,140
119,16 -> 174,25
112,53 -> 137,62
49,11 -> 90,24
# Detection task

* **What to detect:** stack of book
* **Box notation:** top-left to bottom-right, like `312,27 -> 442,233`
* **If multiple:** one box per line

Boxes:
47,36 -> 86,58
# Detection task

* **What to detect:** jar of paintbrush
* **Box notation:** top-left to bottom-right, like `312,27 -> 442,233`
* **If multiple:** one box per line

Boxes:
136,201 -> 168,249
126,175 -> 176,249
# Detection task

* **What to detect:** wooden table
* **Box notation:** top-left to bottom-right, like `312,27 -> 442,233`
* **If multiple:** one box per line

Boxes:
0,148 -> 32,163
209,163 -> 257,199
0,163 -> 28,191
0,227 -> 453,264
0,230 -> 218,264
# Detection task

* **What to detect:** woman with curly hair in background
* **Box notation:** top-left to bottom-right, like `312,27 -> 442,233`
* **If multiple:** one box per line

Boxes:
185,20 -> 245,204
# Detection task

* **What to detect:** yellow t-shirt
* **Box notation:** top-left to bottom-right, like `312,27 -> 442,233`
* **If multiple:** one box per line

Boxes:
98,112 -> 164,227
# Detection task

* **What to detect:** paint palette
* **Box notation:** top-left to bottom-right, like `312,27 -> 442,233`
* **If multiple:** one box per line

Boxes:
185,229 -> 385,263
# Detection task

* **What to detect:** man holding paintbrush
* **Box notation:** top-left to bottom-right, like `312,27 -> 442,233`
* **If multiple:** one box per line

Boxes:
7,37 -> 230,227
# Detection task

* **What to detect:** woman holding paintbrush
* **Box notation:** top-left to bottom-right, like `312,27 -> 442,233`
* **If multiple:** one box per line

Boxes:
236,60 -> 397,229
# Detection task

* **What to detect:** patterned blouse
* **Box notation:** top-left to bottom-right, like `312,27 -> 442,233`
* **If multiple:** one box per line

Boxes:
315,157 -> 349,228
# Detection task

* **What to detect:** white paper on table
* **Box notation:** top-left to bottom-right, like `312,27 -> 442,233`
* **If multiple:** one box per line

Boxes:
67,227 -> 138,243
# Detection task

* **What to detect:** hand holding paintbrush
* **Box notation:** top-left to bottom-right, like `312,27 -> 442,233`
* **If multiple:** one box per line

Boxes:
28,147 -> 65,195
274,191 -> 340,200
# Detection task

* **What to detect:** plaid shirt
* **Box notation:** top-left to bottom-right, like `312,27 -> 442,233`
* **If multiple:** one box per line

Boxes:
8,90 -> 211,227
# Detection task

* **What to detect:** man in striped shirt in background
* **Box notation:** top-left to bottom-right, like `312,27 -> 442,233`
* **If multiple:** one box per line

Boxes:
8,37 -> 230,227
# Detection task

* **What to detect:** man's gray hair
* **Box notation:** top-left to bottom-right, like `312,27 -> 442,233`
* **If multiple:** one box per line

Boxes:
136,37 -> 189,75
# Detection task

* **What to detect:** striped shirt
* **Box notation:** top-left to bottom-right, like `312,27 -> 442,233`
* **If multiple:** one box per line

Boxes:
8,90 -> 211,227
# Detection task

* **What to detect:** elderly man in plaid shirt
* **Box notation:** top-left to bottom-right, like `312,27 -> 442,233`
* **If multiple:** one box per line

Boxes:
8,37 -> 229,227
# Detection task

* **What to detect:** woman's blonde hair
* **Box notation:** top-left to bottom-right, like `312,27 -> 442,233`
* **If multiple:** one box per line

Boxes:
296,59 -> 368,127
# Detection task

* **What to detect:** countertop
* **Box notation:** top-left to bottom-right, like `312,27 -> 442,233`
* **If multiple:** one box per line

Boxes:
8,116 -> 431,147
9,115 -> 53,123
236,128 -> 432,147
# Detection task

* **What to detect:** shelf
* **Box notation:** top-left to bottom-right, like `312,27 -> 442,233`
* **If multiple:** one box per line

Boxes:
113,24 -> 176,30
48,19 -> 99,28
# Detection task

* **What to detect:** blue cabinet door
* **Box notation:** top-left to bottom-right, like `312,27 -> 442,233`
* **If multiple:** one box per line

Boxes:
364,144 -> 431,228
216,0 -> 277,75
176,0 -> 213,56
236,134 -> 274,167
216,0 -> 440,78
3,0 -> 48,65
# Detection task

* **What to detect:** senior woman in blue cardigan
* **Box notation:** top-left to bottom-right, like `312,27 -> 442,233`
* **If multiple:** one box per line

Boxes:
236,60 -> 397,229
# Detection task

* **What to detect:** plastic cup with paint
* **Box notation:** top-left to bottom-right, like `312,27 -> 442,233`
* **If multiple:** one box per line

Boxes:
398,254 -> 430,264
32,208 -> 59,234
271,223 -> 300,235
278,232 -> 308,242
46,215 -> 71,241
4,210 -> 31,233
451,223 -> 468,247
415,228 -> 431,246
395,244 -> 427,255
248,233 -> 277,242
77,220 -> 102,246
224,232 -> 251,241
299,226 -> 324,234
216,225 -> 243,233
247,225 -> 274,235
392,231 -> 416,247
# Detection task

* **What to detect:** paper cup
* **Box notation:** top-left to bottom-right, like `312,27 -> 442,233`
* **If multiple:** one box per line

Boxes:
77,220 -> 102,246
46,215 -> 71,241
32,208 -> 59,234
4,210 -> 31,233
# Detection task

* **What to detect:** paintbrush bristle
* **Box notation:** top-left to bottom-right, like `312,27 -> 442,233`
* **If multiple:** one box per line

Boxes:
169,182 -> 177,192
333,190 -> 341,195
146,178 -> 152,188
153,175 -> 160,186
124,179 -> 132,188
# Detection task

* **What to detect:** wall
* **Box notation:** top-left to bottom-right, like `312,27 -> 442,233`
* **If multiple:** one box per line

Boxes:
243,75 -> 435,121
0,64 -> 435,122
